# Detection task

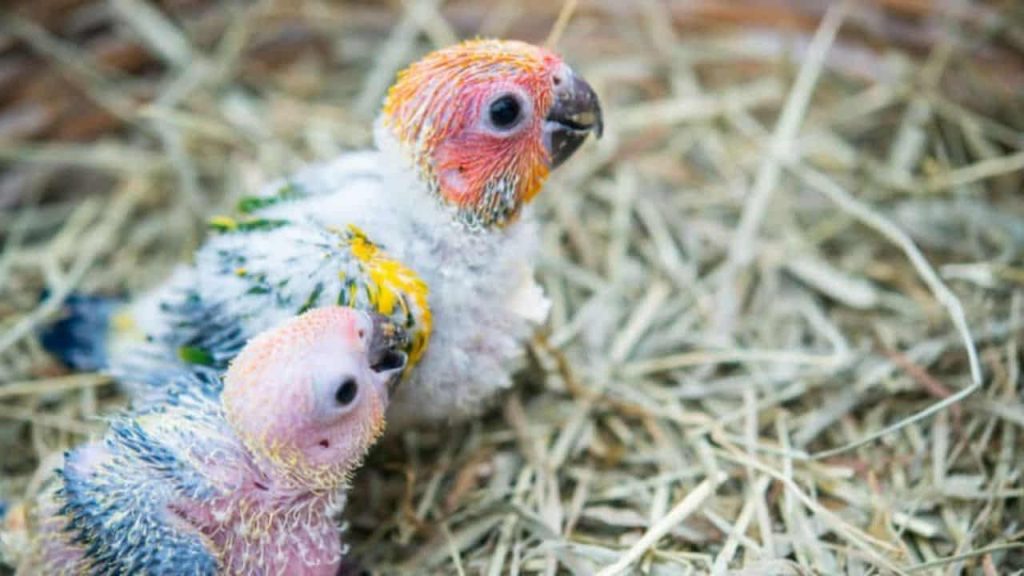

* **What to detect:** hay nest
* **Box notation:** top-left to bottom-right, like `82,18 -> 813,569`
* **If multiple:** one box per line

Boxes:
2,1 -> 1023,573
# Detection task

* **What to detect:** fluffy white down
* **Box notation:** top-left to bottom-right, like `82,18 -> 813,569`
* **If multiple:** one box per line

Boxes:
124,120 -> 549,428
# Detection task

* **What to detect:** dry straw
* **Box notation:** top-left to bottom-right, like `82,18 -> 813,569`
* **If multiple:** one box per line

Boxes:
1,0 -> 1023,573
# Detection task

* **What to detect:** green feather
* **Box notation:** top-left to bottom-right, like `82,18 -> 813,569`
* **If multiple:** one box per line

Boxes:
236,182 -> 305,214
178,346 -> 215,366
208,217 -> 289,233
298,282 -> 324,314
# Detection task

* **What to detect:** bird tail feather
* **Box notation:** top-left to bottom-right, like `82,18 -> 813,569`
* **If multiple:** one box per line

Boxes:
39,293 -> 123,371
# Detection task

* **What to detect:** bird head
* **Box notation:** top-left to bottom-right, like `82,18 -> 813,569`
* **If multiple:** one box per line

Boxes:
222,307 -> 407,491
379,38 -> 603,229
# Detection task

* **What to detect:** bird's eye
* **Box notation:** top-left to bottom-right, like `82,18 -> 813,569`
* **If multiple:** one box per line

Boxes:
489,95 -> 522,130
334,378 -> 358,406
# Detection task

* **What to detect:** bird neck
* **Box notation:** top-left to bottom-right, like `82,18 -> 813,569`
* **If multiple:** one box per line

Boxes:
195,482 -> 345,575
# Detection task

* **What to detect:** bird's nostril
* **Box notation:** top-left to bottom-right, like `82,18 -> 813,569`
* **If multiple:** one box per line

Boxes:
335,378 -> 359,406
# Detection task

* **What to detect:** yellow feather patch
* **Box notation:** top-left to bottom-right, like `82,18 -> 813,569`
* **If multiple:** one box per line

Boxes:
345,225 -> 432,369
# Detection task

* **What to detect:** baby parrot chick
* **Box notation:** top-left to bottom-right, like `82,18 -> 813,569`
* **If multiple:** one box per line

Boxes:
29,307 -> 407,576
43,38 -> 603,428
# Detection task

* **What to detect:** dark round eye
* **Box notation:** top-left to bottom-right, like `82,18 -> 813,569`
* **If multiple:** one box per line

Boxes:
489,95 -> 522,129
334,378 -> 358,406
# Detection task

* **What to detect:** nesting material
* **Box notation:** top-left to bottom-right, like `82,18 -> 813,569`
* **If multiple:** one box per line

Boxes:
2,0 -> 1023,573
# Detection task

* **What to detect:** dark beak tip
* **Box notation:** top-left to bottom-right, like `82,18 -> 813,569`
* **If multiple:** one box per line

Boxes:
544,71 -> 604,166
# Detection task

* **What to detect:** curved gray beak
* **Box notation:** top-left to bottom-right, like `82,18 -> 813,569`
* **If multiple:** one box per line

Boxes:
543,69 -> 604,168
367,313 -> 409,396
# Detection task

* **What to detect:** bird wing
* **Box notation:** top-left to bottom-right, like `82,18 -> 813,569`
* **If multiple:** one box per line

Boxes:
57,378 -> 227,575
114,193 -> 431,400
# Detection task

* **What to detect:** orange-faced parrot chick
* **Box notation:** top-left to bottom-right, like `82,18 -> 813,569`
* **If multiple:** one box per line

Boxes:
28,307 -> 407,576
41,39 -> 602,429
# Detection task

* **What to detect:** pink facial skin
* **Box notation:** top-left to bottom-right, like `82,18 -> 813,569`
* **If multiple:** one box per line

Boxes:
206,307 -> 405,574
31,307 -> 405,576
223,307 -> 401,492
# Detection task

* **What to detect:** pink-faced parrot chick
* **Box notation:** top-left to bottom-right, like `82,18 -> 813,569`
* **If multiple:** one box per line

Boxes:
28,307 -> 407,575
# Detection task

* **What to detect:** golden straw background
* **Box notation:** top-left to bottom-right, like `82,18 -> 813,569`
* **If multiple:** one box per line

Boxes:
1,0 -> 1023,573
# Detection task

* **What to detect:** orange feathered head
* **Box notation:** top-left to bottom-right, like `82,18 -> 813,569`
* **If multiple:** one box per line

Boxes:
381,39 -> 602,229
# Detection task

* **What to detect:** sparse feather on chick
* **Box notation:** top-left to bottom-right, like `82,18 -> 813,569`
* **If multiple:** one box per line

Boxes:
28,308 -> 406,576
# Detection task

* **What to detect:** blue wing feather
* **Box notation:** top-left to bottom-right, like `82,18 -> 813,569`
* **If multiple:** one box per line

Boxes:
57,383 -> 227,575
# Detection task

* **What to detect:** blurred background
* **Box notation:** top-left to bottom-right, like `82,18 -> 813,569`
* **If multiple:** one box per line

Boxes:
1,0 -> 1023,573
